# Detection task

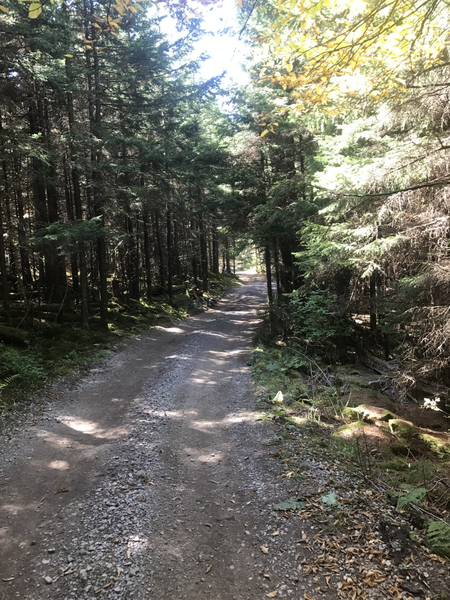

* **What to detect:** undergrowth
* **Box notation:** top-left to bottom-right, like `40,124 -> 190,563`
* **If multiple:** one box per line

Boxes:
251,317 -> 450,558
0,273 -> 238,410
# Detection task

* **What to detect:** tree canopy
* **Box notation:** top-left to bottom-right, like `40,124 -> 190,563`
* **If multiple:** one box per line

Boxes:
256,0 -> 450,116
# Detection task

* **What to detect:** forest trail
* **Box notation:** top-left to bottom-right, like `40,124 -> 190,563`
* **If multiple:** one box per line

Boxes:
0,277 -> 324,600
1,277 -> 448,600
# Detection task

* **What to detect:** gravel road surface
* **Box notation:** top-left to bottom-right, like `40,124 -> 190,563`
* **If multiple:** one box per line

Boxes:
1,277 -> 447,600
0,277 -> 319,600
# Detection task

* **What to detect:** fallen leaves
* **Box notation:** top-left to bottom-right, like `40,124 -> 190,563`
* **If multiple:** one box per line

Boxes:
321,492 -> 339,506
55,488 -> 69,494
205,564 -> 212,574
266,591 -> 277,598
273,498 -> 306,511
362,569 -> 386,587
260,545 -> 269,554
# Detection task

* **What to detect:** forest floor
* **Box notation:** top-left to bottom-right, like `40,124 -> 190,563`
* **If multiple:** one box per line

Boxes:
0,276 -> 449,600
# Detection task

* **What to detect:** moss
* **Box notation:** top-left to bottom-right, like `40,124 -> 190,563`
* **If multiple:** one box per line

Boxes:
389,418 -> 417,440
388,442 -> 413,456
355,404 -> 400,422
342,406 -> 361,421
419,433 -> 450,457
378,458 -> 410,471
333,421 -> 365,439
377,459 -> 436,487
343,404 -> 401,425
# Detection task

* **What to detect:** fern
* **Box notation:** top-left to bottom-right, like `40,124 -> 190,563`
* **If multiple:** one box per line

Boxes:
0,374 -> 20,390
426,520 -> 450,557
396,487 -> 428,511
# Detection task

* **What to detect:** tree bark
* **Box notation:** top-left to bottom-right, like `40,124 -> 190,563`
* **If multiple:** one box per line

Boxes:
199,214 -> 208,292
166,206 -> 173,304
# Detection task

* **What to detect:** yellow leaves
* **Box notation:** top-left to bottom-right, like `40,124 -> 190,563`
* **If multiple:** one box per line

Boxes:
28,2 -> 42,18
310,0 -> 323,17
0,5 -> 9,13
205,564 -> 212,574
258,0 -> 448,117
260,545 -> 269,554
266,591 -> 277,598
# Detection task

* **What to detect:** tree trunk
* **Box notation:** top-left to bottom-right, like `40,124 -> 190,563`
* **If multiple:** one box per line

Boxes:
199,215 -> 208,292
66,55 -> 89,328
225,236 -> 231,274
143,206 -> 152,299
154,210 -> 165,292
86,29 -> 108,328
13,157 -> 33,294
212,226 -> 219,274
265,246 -> 273,304
0,201 -> 10,317
369,271 -> 377,331
166,206 -> 173,304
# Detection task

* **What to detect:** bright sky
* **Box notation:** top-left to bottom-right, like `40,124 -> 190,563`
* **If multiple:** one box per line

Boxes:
157,0 -> 250,86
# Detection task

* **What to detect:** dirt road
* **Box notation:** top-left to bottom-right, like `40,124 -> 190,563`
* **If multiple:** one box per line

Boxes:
1,277 -> 447,600
0,277 -> 314,599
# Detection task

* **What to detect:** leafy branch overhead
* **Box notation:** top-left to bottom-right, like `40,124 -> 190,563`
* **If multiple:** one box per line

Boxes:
257,0 -> 449,116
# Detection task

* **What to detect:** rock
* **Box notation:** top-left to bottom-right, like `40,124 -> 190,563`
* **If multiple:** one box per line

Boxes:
419,433 -> 450,457
344,404 -> 400,423
44,576 -> 53,584
388,419 -> 417,440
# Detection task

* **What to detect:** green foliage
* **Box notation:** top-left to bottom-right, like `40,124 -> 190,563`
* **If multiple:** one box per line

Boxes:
0,344 -> 45,395
426,520 -> 450,557
396,487 -> 428,511
321,492 -> 339,506
283,289 -> 351,345
273,498 -> 306,511
251,345 -> 312,405
31,218 -> 106,255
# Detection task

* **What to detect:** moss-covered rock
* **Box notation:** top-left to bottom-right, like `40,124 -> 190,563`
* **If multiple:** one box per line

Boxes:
333,421 -> 366,439
419,433 -> 450,457
388,418 -> 417,440
344,404 -> 400,423
342,406 -> 361,421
